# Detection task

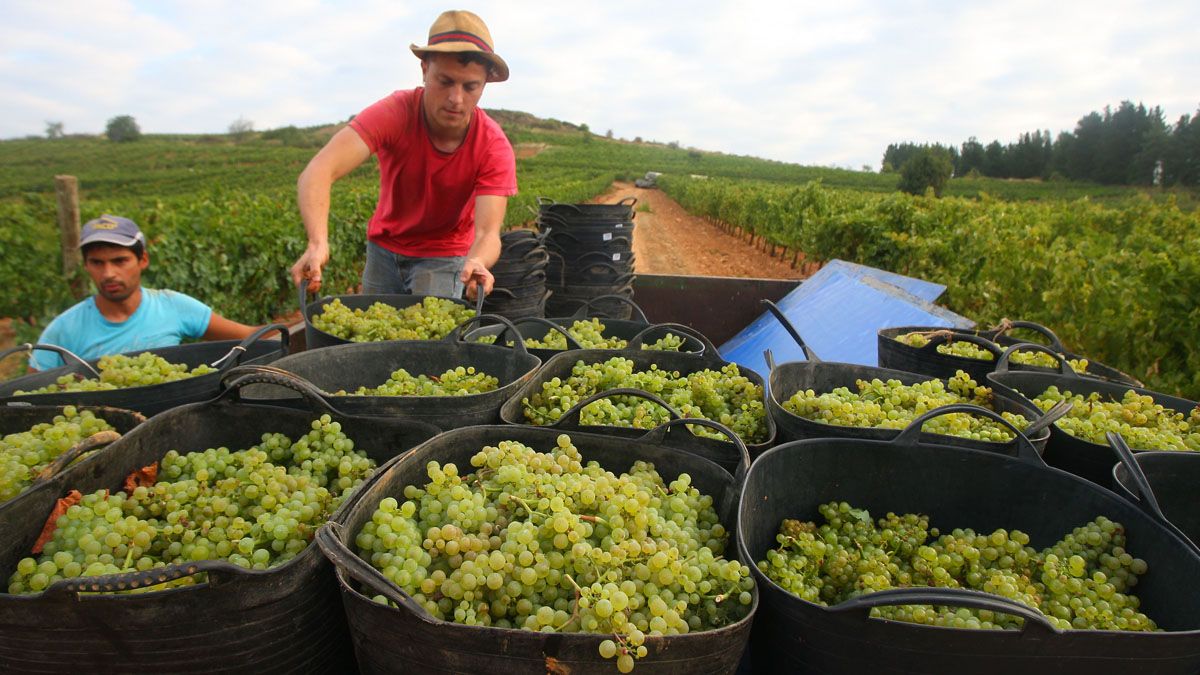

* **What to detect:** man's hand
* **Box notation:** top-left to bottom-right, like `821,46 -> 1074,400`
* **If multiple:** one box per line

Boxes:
460,257 -> 494,301
291,243 -> 329,293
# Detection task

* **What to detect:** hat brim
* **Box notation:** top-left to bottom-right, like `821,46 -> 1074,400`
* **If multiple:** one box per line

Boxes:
411,43 -> 509,83
79,232 -> 145,249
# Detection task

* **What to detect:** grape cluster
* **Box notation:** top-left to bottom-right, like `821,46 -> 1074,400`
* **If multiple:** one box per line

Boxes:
476,319 -> 687,352
16,352 -> 217,394
895,332 -> 1088,373
1030,386 -> 1200,450
0,407 -> 116,503
782,371 -> 1031,442
521,357 -> 768,444
357,434 -> 753,672
7,416 -> 376,594
312,297 -> 475,342
335,366 -> 500,397
759,501 -> 1157,632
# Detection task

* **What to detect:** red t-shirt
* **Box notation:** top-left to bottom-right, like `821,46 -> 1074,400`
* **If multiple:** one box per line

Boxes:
349,88 -> 518,257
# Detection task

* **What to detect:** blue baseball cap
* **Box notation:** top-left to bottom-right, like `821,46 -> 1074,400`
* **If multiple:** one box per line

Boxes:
80,214 -> 146,249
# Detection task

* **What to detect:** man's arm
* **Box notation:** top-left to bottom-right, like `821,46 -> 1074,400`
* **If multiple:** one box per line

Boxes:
290,126 -> 372,292
202,313 -> 260,341
460,194 -> 507,300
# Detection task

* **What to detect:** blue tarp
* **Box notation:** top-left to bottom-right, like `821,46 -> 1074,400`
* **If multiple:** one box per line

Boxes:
719,260 -> 974,378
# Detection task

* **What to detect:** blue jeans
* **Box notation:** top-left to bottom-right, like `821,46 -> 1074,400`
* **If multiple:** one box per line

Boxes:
362,241 -> 466,297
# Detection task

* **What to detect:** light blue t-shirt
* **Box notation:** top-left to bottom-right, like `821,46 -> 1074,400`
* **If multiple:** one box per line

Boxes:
31,289 -> 213,370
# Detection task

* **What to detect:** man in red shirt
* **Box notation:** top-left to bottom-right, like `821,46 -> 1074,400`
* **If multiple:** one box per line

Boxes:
289,10 -> 517,301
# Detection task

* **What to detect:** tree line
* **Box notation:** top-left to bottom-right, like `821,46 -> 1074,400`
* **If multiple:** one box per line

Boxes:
883,101 -> 1200,187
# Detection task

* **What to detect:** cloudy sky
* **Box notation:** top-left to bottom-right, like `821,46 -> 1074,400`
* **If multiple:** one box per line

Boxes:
3,1 -> 1197,169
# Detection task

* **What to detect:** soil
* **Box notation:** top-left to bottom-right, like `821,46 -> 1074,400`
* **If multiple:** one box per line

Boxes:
589,182 -> 809,279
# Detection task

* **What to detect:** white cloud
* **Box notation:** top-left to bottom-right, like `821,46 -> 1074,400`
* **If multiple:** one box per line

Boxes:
1,0 -> 1196,168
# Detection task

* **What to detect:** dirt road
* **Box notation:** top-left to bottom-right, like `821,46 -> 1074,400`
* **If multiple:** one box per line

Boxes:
590,182 -> 802,279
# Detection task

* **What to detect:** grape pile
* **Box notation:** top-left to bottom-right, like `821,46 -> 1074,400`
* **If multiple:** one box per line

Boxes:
782,371 -> 1031,442
357,434 -> 753,672
759,501 -> 1157,631
1030,386 -> 1200,450
521,357 -> 768,444
335,366 -> 500,397
895,332 -> 1088,373
312,297 -> 475,342
6,416 -> 376,594
16,352 -> 217,394
476,318 -> 687,352
0,407 -> 116,503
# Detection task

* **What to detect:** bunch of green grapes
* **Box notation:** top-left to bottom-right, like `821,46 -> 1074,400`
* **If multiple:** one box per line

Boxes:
0,407 -> 116,502
7,416 -> 376,595
313,297 -> 475,342
759,501 -> 1156,632
476,319 -> 687,352
895,333 -> 1088,372
358,434 -> 753,672
1030,386 -> 1200,450
782,370 -> 1030,442
336,366 -> 500,397
16,352 -> 217,394
522,357 -> 768,444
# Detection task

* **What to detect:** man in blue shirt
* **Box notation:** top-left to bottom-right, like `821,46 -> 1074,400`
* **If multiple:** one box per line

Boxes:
30,215 -> 259,370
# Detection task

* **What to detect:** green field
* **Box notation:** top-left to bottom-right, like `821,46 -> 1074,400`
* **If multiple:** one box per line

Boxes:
1,114 -> 1197,398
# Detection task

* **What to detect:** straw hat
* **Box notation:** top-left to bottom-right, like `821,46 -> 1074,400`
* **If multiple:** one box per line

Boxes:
410,10 -> 509,83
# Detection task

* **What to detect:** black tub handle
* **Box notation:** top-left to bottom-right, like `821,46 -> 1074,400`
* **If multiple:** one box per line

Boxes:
831,588 -> 1059,635
33,430 -> 122,483
763,349 -> 777,374
43,559 -> 245,598
215,365 -> 343,415
617,196 -> 638,208
761,299 -> 819,362
995,342 -> 1076,377
893,404 -> 1043,465
628,322 -> 714,355
572,294 -> 648,323
315,522 -> 429,616
519,247 -> 550,265
1107,432 -> 1200,556
1,343 -> 101,378
535,196 -> 558,207
1020,399 -> 1073,439
638,417 -> 751,485
918,330 -> 1003,359
446,315 -> 537,357
210,323 -> 291,370
991,319 -> 1067,353
486,287 -> 517,300
552,387 -> 685,431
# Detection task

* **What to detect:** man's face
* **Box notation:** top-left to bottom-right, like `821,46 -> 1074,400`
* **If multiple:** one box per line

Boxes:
421,53 -> 488,134
84,244 -> 147,302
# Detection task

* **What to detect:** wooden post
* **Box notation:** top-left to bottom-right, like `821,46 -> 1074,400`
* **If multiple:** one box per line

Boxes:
55,175 -> 84,299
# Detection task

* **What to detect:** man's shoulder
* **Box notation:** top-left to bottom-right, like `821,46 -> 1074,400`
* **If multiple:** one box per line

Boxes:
143,288 -> 210,310
48,297 -> 97,326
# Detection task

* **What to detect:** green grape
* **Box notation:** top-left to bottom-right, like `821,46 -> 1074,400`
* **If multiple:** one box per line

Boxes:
312,297 -> 474,342
895,333 -> 1088,373
335,366 -> 500,397
6,415 -> 377,595
759,502 -> 1158,632
521,357 -> 768,444
0,407 -> 117,502
16,352 -> 218,394
1029,386 -> 1200,450
782,370 -> 1030,442
358,434 -> 753,673
476,320 -> 687,353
